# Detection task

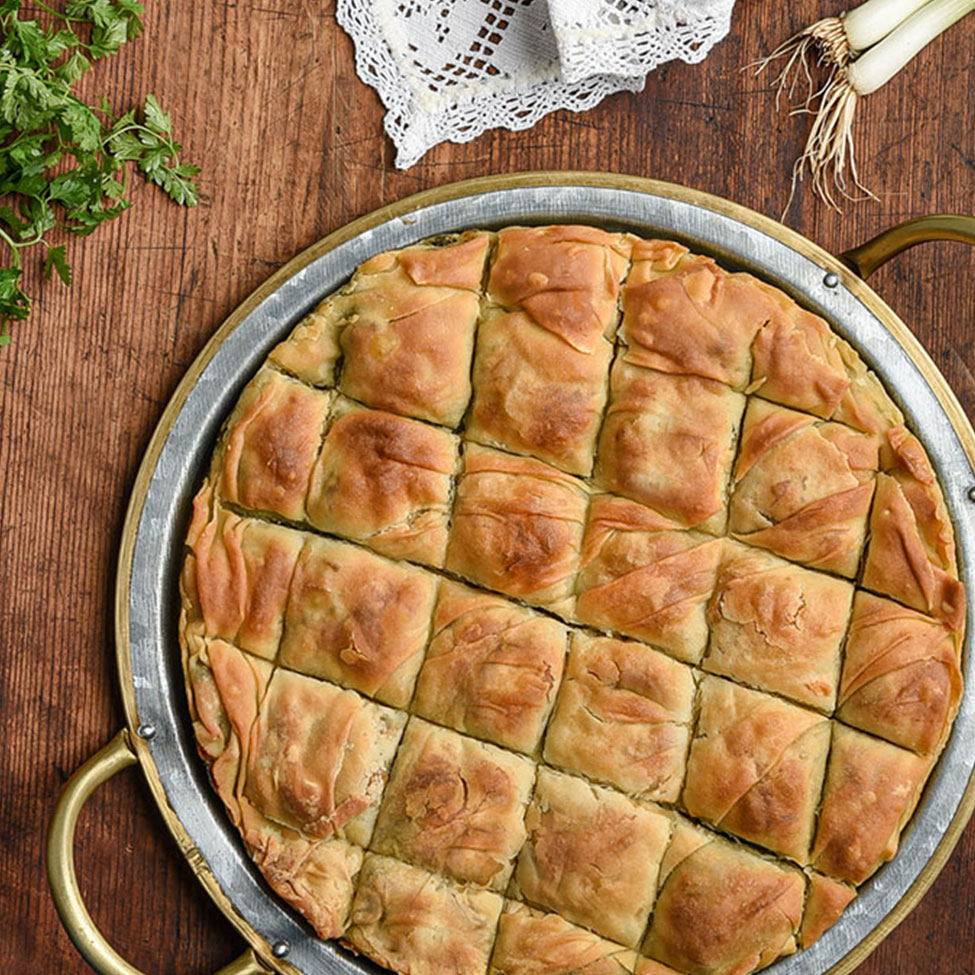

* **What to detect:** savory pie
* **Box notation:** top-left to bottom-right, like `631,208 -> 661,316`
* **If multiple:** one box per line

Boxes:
180,226 -> 965,975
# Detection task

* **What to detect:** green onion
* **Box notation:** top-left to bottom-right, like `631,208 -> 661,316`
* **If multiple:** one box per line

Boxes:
750,0 -> 930,109
848,0 -> 975,93
752,0 -> 975,210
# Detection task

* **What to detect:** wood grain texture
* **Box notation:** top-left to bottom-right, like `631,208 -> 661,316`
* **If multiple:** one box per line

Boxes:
1,1 -> 973,972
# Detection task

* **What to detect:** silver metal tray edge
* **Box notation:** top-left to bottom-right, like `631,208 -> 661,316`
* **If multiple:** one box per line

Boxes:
121,179 -> 975,975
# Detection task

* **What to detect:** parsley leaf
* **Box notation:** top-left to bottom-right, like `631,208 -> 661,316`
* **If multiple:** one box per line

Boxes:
107,93 -> 200,206
43,241 -> 69,283
0,2 -> 199,345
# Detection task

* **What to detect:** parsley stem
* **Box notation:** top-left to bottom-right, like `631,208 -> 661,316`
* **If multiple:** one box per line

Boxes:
30,1 -> 85,25
0,227 -> 23,269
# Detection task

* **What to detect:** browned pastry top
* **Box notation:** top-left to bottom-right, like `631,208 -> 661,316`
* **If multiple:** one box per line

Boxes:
181,226 -> 964,975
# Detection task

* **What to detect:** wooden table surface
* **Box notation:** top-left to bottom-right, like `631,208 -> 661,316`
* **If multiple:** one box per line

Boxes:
2,2 -> 974,973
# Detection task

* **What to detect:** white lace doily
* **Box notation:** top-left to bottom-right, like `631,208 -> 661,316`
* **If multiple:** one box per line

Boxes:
550,1 -> 736,83
335,0 -> 736,169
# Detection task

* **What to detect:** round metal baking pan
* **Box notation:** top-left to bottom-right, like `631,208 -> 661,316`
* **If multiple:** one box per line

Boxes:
48,173 -> 975,975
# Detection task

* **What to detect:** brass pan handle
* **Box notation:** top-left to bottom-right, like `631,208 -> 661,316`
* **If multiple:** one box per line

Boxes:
839,214 -> 975,279
46,729 -> 272,975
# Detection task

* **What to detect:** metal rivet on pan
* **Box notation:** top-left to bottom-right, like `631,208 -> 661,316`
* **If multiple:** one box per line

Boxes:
136,723 -> 157,741
272,940 -> 291,959
823,272 -> 840,288
967,486 -> 975,503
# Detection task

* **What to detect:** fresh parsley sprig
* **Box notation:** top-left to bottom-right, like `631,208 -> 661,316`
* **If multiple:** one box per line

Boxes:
0,0 -> 199,346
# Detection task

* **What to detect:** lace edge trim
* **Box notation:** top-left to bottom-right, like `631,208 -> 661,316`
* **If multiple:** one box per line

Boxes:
335,0 -> 725,169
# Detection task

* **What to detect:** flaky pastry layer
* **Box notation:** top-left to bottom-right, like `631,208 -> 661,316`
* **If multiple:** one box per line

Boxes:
182,228 -> 965,975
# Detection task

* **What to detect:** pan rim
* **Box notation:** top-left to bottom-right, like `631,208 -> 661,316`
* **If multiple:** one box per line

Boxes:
113,171 -> 975,975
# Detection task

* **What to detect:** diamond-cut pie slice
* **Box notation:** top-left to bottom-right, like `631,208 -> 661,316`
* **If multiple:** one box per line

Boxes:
575,495 -> 722,663
279,535 -> 438,707
798,873 -> 856,949
270,234 -> 490,392
596,359 -> 745,533
185,638 -> 405,848
305,398 -> 459,567
543,632 -> 694,802
812,724 -> 930,884
445,444 -> 588,613
620,240 -> 770,389
837,591 -> 962,754
490,903 -> 637,975
467,307 -> 614,476
748,288 -> 849,418
643,819 -> 804,975
729,398 -> 879,576
347,854 -> 503,975
412,580 -> 567,754
370,719 -> 535,891
862,426 -> 966,629
513,768 -> 671,947
682,676 -> 831,861
331,234 -> 491,426
213,366 -> 332,522
180,486 -> 304,661
187,641 -> 366,945
468,225 -> 631,475
241,817 -> 363,940
704,543 -> 854,711
268,301 -> 343,388
748,285 -> 904,448
245,669 -> 405,848
488,225 -> 632,353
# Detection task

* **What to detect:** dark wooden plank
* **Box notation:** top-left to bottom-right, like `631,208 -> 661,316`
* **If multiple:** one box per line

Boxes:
1,1 -> 973,973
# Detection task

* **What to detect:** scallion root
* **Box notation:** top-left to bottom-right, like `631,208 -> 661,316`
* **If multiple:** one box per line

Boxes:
792,77 -> 873,212
747,18 -> 850,111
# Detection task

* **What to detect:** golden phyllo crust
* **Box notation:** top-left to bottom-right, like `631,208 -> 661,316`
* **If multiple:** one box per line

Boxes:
704,542 -> 853,711
575,494 -> 721,663
370,719 -> 534,890
243,820 -> 363,940
468,225 -> 632,475
490,903 -> 636,975
862,426 -> 966,629
619,240 -> 768,390
798,874 -> 856,950
747,278 -> 905,446
184,638 -> 405,848
487,226 -> 632,353
412,580 -> 567,754
445,444 -> 588,614
305,398 -> 459,567
682,676 -> 830,861
181,227 -> 965,975
278,535 -> 437,707
729,398 -> 879,576
181,487 -> 303,660
633,958 -> 686,975
513,768 -> 671,947
644,820 -> 804,975
347,854 -> 503,975
543,632 -> 694,801
836,591 -> 962,754
468,306 -> 615,476
811,725 -> 930,884
330,234 -> 490,427
214,366 -> 332,523
595,360 -> 745,533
